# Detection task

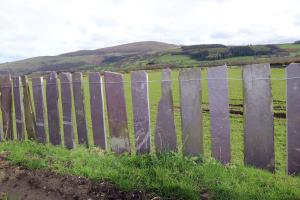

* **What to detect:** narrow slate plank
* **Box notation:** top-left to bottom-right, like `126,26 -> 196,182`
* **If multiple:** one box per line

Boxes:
46,72 -> 61,145
207,65 -> 231,164
1,73 -> 13,140
286,63 -> 300,175
22,75 -> 37,140
13,77 -> 24,140
131,71 -> 150,154
179,68 -> 202,156
155,69 -> 177,153
104,72 -> 130,154
89,72 -> 106,149
243,63 -> 274,171
32,77 -> 46,143
60,73 -> 74,149
72,72 -> 88,146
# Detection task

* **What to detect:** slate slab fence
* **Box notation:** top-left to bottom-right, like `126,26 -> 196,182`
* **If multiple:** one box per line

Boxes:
0,63 -> 299,175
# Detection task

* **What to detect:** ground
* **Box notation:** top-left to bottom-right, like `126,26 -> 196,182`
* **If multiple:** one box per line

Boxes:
0,152 -> 163,200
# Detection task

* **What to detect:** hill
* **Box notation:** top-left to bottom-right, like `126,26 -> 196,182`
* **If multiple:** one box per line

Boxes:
1,41 -> 300,75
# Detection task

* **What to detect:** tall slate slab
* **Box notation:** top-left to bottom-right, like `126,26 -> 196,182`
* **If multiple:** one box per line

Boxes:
179,68 -> 202,156
72,72 -> 88,146
22,75 -> 37,140
286,63 -> 300,174
131,71 -> 150,154
46,72 -> 61,145
13,77 -> 24,140
104,72 -> 130,154
60,73 -> 74,149
207,65 -> 231,164
243,63 -> 274,171
32,77 -> 46,143
1,73 -> 13,140
155,69 -> 177,153
89,72 -> 106,149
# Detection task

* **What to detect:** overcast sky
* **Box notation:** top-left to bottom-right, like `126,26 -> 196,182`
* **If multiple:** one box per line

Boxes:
1,0 -> 300,63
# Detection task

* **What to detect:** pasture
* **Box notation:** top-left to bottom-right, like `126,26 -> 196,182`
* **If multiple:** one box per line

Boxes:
1,66 -> 299,200
22,67 -> 286,172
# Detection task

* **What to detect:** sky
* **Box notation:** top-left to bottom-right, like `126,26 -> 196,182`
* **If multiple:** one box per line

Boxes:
1,0 -> 300,63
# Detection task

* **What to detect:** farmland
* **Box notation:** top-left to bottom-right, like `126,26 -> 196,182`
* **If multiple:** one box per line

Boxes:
1,66 -> 299,200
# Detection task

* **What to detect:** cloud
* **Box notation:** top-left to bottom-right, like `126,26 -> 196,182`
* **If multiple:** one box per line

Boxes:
0,0 -> 300,63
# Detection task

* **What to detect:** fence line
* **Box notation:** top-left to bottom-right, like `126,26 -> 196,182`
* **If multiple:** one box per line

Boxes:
0,63 -> 300,175
0,77 -> 298,89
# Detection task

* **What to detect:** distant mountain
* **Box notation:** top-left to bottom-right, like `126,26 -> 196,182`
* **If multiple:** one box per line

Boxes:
1,41 -> 300,75
0,41 -> 179,75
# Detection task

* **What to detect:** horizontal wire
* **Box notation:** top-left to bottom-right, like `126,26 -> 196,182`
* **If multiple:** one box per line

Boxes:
0,77 -> 294,88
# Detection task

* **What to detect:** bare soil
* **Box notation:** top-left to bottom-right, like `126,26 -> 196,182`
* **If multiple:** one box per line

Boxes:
0,152 -> 163,200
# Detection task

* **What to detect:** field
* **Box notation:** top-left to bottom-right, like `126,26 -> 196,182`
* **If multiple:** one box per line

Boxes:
1,66 -> 300,200
84,67 -> 287,172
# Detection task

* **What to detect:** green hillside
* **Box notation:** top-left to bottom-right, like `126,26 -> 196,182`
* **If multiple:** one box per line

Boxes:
1,41 -> 300,75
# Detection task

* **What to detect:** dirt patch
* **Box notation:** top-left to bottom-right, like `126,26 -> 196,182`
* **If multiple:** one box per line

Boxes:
0,151 -> 165,200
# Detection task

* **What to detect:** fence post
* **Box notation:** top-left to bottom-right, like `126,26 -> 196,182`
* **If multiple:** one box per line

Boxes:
89,72 -> 106,149
104,71 -> 130,154
286,63 -> 300,175
131,71 -> 150,154
32,77 -> 46,143
60,73 -> 74,149
155,68 -> 176,153
179,68 -> 202,156
13,76 -> 24,140
22,75 -> 37,140
1,73 -> 13,140
207,65 -> 231,164
46,72 -> 61,145
72,72 -> 89,146
243,63 -> 274,171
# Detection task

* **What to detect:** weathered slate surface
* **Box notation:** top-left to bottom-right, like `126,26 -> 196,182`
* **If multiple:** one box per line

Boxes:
72,72 -> 88,146
1,73 -> 13,140
32,77 -> 46,143
104,72 -> 130,154
179,68 -> 202,156
155,69 -> 177,153
22,76 -> 37,140
89,72 -> 106,149
243,63 -> 274,171
46,72 -> 61,145
131,71 -> 150,154
286,63 -> 300,174
60,73 -> 74,149
13,77 -> 24,140
207,65 -> 231,164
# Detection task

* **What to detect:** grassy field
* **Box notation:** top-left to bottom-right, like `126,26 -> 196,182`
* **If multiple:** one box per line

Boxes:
1,67 -> 288,171
1,66 -> 298,199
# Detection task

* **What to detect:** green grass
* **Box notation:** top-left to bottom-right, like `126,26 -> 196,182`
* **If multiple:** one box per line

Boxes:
1,141 -> 300,200
0,67 -> 298,199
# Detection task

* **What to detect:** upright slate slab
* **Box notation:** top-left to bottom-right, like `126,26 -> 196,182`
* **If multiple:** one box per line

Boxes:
32,77 -> 46,143
286,63 -> 300,174
1,73 -> 13,140
207,65 -> 231,164
89,72 -> 106,149
22,75 -> 37,140
155,69 -> 177,153
131,71 -> 150,154
243,63 -> 274,171
60,73 -> 74,149
104,72 -> 130,154
13,77 -> 24,140
179,68 -> 202,156
46,72 -> 61,145
72,72 -> 88,146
